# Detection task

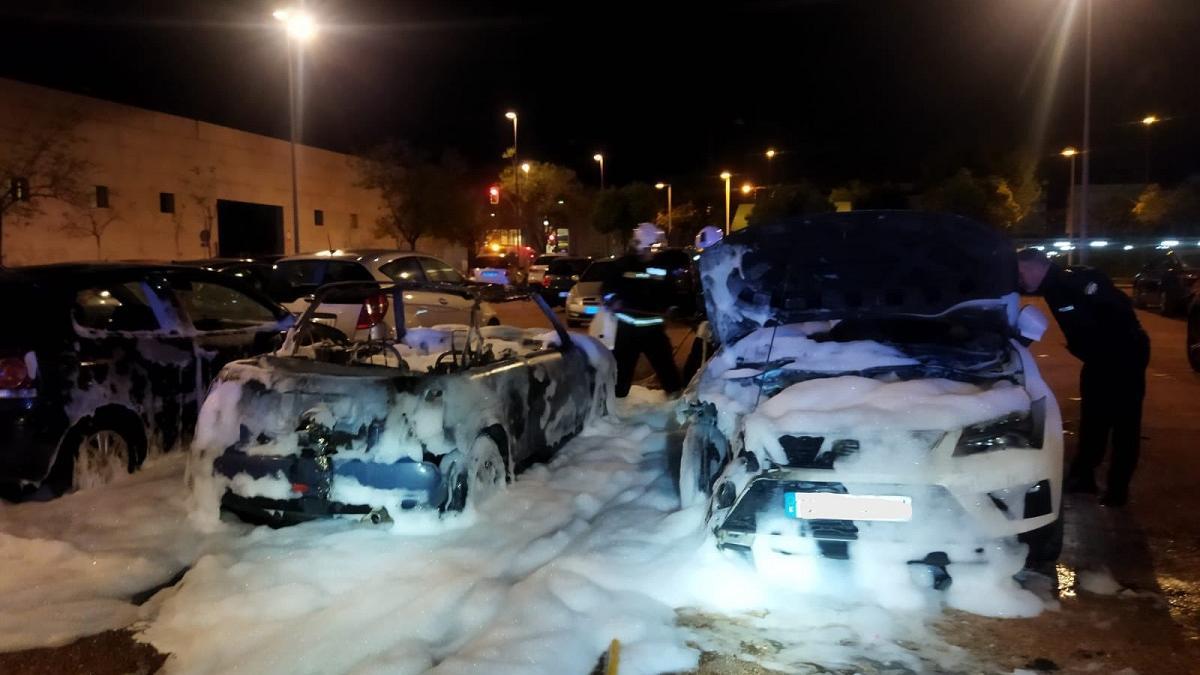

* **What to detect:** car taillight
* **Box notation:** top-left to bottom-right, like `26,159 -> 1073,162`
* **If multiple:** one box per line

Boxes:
356,293 -> 390,330
542,275 -> 553,288
0,356 -> 32,391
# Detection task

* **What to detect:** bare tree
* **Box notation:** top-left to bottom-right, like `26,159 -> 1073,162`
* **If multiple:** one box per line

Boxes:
0,111 -> 91,263
185,165 -> 218,258
61,195 -> 124,259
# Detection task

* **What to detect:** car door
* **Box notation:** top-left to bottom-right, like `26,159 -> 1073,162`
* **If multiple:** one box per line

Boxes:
69,272 -> 199,455
167,271 -> 294,394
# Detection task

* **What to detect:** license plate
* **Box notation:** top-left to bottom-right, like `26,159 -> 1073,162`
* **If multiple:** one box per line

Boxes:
583,306 -> 599,315
784,492 -> 912,522
558,291 -> 570,298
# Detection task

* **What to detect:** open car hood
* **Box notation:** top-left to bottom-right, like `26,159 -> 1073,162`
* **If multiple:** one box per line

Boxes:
699,211 -> 1017,346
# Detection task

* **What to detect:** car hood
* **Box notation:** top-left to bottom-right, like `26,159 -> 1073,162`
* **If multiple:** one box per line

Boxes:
697,211 -> 1017,345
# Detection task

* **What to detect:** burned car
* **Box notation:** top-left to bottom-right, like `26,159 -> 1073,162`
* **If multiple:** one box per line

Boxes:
679,211 -> 1063,583
0,263 -> 294,497
190,282 -> 615,526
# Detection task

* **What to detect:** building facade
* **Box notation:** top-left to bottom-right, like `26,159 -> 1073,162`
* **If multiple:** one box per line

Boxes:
0,78 -> 466,268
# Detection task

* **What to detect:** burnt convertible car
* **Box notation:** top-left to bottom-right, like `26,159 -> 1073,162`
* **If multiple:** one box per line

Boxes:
680,211 -> 1063,583
191,282 -> 615,525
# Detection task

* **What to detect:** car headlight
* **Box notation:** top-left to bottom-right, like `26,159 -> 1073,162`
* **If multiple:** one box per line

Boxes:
954,399 -> 1046,456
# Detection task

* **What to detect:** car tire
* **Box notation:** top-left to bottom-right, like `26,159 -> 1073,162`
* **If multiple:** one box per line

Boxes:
1187,309 -> 1200,372
49,410 -> 146,495
439,451 -> 468,513
1019,517 -> 1063,572
679,426 -> 724,508
466,432 -> 508,510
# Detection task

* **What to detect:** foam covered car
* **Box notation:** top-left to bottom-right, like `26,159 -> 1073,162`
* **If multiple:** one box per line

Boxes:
190,282 -> 615,526
679,211 -> 1063,584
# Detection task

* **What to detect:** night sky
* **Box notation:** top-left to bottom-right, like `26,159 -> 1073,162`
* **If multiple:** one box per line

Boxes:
2,0 -> 1199,199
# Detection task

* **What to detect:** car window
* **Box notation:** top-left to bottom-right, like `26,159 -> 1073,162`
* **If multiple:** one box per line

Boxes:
379,257 -> 425,282
580,260 -> 616,282
173,279 -> 280,331
419,257 -> 465,283
74,282 -> 161,331
269,260 -> 325,303
325,261 -> 374,284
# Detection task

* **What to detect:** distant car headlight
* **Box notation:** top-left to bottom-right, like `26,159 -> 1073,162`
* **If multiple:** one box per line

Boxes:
953,399 -> 1046,456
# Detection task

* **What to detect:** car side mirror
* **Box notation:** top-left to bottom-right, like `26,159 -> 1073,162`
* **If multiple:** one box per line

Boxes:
1017,304 -> 1049,342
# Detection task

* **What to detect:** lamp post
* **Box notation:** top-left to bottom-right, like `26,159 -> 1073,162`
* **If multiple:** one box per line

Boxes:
1061,147 -> 1078,262
765,148 -> 776,186
1078,0 -> 1092,264
505,111 -> 521,243
720,171 -> 732,234
1141,114 -> 1159,184
593,153 -> 605,189
273,8 -> 316,255
655,182 -> 672,236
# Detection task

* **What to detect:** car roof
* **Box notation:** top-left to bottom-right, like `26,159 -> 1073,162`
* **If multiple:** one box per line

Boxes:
277,250 -> 428,263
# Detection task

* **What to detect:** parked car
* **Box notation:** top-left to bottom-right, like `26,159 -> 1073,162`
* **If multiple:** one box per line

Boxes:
537,256 -> 591,306
565,259 -> 616,326
191,282 -> 615,526
1132,249 -> 1200,315
679,211 -> 1064,583
471,253 -> 528,287
174,257 -> 275,293
0,263 -> 294,497
267,250 -> 497,337
527,253 -> 564,287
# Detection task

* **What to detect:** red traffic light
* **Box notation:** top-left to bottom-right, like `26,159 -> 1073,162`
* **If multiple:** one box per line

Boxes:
488,186 -> 500,205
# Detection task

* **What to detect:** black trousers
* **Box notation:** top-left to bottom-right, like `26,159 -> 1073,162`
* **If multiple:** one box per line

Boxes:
1071,351 -> 1149,496
614,319 -> 681,398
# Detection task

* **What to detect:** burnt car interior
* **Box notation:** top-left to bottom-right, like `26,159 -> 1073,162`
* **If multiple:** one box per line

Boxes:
281,281 -> 570,375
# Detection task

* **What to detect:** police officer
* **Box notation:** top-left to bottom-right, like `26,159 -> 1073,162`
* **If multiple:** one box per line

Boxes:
604,223 -> 683,398
1017,249 -> 1150,507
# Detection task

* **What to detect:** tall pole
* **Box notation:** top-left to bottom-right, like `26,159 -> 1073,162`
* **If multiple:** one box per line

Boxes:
287,37 -> 301,254
1078,0 -> 1092,263
594,154 -> 605,189
765,149 -> 776,186
508,113 -> 521,246
666,184 -> 672,235
721,172 -> 731,234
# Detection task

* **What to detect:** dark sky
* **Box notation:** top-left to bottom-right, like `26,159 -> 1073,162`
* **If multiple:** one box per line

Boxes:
2,0 -> 1199,201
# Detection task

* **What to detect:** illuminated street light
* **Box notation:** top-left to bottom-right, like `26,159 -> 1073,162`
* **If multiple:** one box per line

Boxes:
273,7 -> 319,253
741,182 -> 753,195
1141,114 -> 1159,126
765,148 -> 777,185
504,111 -> 521,233
720,172 -> 732,234
1062,146 -> 1078,261
593,154 -> 605,189
520,162 -> 531,174
655,182 -> 672,234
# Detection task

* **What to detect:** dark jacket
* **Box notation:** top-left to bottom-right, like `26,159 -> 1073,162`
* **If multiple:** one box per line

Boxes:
603,251 -> 694,319
1038,265 -> 1149,365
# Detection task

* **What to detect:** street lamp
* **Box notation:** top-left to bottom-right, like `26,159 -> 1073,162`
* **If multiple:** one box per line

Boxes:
720,171 -> 732,234
1061,147 -> 1078,256
274,7 -> 318,254
741,182 -> 753,195
520,162 -> 531,174
765,148 -> 776,185
505,111 -> 520,238
593,154 -> 605,189
1141,114 -> 1160,184
1078,0 -> 1093,264
655,182 -> 672,235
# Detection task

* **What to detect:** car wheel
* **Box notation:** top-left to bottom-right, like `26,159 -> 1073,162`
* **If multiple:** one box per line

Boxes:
1187,310 -> 1200,372
439,451 -> 468,513
51,412 -> 146,494
466,433 -> 507,509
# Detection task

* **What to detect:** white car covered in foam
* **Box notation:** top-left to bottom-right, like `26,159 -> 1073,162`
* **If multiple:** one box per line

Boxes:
679,211 -> 1063,589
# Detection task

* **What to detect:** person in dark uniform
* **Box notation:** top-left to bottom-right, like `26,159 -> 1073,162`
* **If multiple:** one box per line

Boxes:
604,224 -> 683,398
1017,249 -> 1150,506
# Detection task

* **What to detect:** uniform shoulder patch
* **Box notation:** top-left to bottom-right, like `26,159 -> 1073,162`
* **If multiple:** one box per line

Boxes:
1085,281 -> 1098,295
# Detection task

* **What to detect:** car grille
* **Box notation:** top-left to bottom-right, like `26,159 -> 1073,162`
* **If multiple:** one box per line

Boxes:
777,435 -> 859,469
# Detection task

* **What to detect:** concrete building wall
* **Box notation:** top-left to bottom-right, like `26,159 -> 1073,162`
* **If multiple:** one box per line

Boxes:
0,78 -> 467,269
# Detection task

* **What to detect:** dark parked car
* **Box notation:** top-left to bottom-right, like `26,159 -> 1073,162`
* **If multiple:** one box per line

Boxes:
192,281 -> 615,526
174,257 -> 278,294
0,263 -> 294,498
537,256 -> 591,305
1132,250 -> 1200,315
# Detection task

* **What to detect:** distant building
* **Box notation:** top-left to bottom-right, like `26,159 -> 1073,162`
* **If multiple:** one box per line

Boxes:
0,78 -> 466,268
